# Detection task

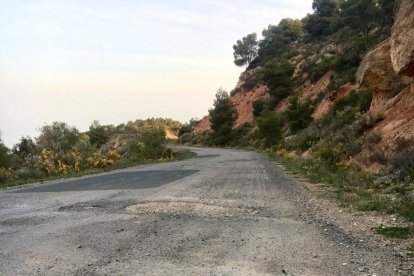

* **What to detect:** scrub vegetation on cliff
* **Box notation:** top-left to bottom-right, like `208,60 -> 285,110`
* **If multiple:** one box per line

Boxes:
182,0 -> 414,232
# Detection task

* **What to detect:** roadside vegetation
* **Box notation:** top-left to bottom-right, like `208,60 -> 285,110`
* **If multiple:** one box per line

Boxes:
0,118 -> 193,189
178,0 -> 414,239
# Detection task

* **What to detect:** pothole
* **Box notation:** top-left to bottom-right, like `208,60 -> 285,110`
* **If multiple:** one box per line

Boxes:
126,201 -> 261,217
58,203 -> 103,212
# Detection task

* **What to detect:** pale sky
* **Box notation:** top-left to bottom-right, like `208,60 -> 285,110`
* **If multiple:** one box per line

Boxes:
0,0 -> 312,147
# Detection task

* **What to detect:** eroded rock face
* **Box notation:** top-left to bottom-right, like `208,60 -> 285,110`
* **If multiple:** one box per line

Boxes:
391,0 -> 414,76
357,39 -> 396,91
356,39 -> 397,111
313,84 -> 357,119
193,115 -> 211,134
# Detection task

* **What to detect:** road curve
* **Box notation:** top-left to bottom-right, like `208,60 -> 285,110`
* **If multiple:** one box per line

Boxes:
0,147 -> 398,275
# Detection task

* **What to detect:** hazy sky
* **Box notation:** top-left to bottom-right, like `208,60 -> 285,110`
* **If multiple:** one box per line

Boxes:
0,0 -> 312,147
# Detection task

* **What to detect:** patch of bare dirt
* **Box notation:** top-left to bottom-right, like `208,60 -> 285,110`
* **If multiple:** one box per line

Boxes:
313,83 -> 356,119
300,71 -> 333,101
126,200 -> 260,218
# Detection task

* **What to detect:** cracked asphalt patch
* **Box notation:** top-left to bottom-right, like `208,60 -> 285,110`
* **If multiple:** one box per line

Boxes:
13,170 -> 199,193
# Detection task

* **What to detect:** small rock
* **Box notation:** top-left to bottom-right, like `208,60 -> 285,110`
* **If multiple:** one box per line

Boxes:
77,245 -> 83,249
282,269 -> 287,274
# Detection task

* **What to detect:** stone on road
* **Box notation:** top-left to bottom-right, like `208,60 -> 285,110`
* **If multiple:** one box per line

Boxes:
0,147 -> 398,275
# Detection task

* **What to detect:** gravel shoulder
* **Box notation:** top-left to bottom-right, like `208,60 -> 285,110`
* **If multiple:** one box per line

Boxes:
0,147 -> 410,275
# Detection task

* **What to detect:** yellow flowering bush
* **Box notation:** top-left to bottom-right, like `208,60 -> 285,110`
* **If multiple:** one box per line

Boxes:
107,149 -> 120,161
36,146 -> 120,175
37,149 -> 85,175
57,160 -> 71,174
0,167 -> 15,182
61,150 -> 82,172
86,152 -> 115,168
37,149 -> 58,175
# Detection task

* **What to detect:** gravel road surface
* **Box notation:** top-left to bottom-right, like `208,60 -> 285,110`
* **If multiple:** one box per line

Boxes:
0,147 -> 403,275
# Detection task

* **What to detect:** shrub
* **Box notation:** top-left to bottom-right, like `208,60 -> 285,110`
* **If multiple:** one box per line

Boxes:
209,89 -> 238,145
88,121 -> 110,148
230,87 -> 241,96
0,167 -> 15,183
86,152 -> 115,168
36,122 -> 80,153
315,146 -> 341,167
227,123 -> 253,148
37,149 -> 85,175
309,56 -> 336,83
60,150 -> 82,172
395,137 -> 413,152
37,149 -> 59,175
284,126 -> 320,152
178,133 -> 193,144
333,90 -> 372,115
126,128 -> 167,161
256,109 -> 282,147
358,90 -> 373,113
370,113 -> 385,125
75,138 -> 96,159
286,96 -> 314,133
252,99 -> 271,117
366,133 -> 382,144
261,59 -> 294,102
0,143 -> 12,168
391,147 -> 414,182
368,151 -> 388,165
12,136 -> 38,167
241,73 -> 261,90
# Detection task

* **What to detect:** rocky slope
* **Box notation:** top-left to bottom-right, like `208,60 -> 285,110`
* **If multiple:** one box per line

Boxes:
355,0 -> 414,170
194,0 -> 414,172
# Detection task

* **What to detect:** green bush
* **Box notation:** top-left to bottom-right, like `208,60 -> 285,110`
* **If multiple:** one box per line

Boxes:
366,133 -> 382,144
395,137 -> 413,152
227,123 -> 253,148
332,90 -> 372,115
12,136 -> 38,168
286,96 -> 314,133
256,109 -> 282,147
261,59 -> 294,102
315,146 -> 341,168
126,128 -> 167,161
284,126 -> 320,152
368,151 -> 388,165
0,142 -> 12,168
252,99 -> 270,117
309,56 -> 336,83
391,146 -> 414,182
209,89 -> 238,145
36,122 -> 80,154
0,167 -> 15,183
241,72 -> 261,90
88,121 -> 110,148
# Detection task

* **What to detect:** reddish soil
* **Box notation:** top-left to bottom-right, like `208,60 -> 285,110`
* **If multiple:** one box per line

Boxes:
313,84 -> 356,119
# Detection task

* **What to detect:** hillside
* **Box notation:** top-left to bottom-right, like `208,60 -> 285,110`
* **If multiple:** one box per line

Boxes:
193,0 -> 414,175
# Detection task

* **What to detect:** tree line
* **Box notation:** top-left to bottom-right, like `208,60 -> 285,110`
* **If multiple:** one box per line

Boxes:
0,119 -> 182,184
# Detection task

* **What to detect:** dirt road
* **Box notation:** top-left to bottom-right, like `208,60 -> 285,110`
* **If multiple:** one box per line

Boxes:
0,147 -> 403,275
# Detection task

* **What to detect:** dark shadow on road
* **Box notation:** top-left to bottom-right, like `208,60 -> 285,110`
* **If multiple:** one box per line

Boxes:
12,170 -> 199,193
